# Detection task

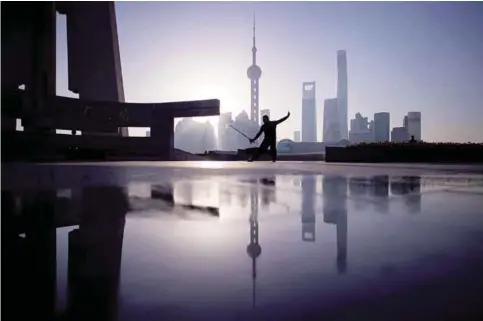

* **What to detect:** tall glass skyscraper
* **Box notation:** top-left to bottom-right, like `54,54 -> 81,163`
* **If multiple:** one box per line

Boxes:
323,98 -> 341,142
337,50 -> 348,140
407,112 -> 421,141
302,81 -> 317,142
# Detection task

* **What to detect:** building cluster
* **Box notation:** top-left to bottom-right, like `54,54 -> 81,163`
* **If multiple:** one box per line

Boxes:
293,50 -> 422,145
349,111 -> 421,143
293,50 -> 349,144
174,118 -> 217,153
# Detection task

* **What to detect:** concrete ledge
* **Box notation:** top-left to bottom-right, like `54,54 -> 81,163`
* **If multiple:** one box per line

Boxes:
2,89 -> 220,129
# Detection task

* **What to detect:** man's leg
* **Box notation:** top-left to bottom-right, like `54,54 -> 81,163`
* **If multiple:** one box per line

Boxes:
249,139 -> 270,162
269,140 -> 277,162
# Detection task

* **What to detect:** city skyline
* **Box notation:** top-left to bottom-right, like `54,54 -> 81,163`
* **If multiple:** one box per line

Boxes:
53,2 -> 483,143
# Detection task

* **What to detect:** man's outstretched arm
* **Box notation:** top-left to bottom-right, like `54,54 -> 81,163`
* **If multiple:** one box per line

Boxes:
274,111 -> 291,125
250,128 -> 263,143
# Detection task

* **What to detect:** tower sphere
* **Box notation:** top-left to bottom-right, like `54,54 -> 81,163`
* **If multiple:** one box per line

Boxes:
247,65 -> 262,80
247,243 -> 262,258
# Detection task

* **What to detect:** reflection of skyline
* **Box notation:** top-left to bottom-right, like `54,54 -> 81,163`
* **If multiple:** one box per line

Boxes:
146,183 -> 219,216
176,180 -> 194,205
391,176 -> 422,214
301,175 -> 316,242
323,176 -> 348,274
348,176 -> 422,214
3,174 -> 428,319
237,175 -> 351,274
260,177 -> 277,209
371,175 -> 390,214
349,177 -> 370,211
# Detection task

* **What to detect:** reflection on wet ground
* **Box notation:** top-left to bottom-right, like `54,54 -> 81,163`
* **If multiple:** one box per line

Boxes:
2,162 -> 483,321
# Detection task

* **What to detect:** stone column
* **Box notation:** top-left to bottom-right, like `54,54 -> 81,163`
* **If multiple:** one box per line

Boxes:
1,2 -> 56,133
61,2 -> 126,136
151,112 -> 174,160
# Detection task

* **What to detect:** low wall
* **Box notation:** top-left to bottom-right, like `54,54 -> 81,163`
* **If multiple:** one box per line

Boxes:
2,131 -> 174,162
325,143 -> 483,163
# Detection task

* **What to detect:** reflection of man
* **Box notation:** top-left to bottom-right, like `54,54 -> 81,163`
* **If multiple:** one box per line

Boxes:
248,112 -> 290,162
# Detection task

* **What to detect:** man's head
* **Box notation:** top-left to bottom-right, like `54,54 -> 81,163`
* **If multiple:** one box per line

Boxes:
262,115 -> 269,124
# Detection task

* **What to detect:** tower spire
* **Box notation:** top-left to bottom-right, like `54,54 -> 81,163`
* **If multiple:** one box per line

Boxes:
252,13 -> 257,64
253,14 -> 256,43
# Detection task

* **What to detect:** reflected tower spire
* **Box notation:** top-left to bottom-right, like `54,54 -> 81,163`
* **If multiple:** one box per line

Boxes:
247,13 -> 262,125
246,185 -> 261,308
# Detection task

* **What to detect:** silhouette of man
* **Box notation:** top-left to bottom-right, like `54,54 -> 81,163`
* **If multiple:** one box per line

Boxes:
248,112 -> 290,162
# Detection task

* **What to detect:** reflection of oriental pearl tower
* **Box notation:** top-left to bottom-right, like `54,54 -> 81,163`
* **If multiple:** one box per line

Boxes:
247,14 -> 262,125
246,186 -> 261,308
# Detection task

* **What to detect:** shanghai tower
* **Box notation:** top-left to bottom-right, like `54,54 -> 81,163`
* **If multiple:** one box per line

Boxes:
337,50 -> 348,140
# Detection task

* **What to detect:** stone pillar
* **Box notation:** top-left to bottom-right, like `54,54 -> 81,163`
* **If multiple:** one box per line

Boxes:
28,2 -> 57,133
1,2 -> 56,133
151,113 -> 174,160
60,2 -> 127,136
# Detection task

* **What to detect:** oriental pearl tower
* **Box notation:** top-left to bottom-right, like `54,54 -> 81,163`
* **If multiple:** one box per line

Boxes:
247,14 -> 262,125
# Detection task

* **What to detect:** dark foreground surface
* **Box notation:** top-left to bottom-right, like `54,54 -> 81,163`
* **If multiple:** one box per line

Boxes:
2,161 -> 483,321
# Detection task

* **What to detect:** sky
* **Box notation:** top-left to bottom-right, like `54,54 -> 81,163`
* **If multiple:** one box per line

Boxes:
55,1 -> 483,143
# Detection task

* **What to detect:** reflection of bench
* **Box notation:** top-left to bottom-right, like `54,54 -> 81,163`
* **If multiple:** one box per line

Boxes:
2,89 -> 220,161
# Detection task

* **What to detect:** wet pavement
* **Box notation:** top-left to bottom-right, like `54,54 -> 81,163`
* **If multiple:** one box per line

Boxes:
2,161 -> 483,321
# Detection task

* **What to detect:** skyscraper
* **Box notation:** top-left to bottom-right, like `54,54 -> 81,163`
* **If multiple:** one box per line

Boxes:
349,113 -> 372,143
247,15 -> 262,125
323,98 -> 341,142
337,50 -> 348,140
406,112 -> 421,141
302,81 -> 317,142
350,113 -> 368,132
391,127 -> 409,142
374,112 -> 390,142
294,130 -> 301,142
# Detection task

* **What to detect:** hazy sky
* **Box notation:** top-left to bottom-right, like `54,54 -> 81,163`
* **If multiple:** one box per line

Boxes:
55,1 -> 483,143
